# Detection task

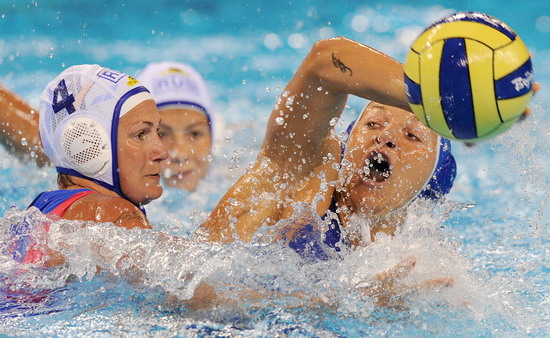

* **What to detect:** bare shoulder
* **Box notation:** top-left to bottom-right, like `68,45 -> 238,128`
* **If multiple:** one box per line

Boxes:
200,134 -> 341,243
63,194 -> 151,230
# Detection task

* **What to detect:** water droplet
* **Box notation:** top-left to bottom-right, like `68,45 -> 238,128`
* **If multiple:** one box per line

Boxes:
21,138 -> 28,146
275,117 -> 285,125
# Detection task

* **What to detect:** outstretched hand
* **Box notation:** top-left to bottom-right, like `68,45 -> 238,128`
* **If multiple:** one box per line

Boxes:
357,256 -> 453,308
519,82 -> 541,120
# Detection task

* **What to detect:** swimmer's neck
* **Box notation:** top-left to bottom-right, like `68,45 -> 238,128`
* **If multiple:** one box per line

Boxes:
335,190 -> 405,244
58,175 -> 120,199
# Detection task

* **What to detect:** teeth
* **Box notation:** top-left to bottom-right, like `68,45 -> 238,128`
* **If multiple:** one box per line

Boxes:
362,151 -> 392,182
363,158 -> 372,175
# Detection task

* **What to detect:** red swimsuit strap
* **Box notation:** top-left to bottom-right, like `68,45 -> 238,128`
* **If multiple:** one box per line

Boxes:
49,190 -> 96,217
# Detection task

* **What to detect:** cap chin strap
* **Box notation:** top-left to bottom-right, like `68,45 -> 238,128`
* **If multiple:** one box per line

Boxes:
110,87 -> 151,203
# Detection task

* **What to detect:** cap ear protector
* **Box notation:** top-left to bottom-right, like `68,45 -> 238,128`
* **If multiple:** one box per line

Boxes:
57,113 -> 111,178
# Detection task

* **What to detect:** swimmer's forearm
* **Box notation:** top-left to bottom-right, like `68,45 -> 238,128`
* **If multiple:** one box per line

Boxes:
308,37 -> 410,111
0,85 -> 49,166
263,37 -> 412,167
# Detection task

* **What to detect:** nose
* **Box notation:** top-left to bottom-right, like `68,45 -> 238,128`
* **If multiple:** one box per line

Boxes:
151,135 -> 169,163
168,135 -> 193,164
375,133 -> 396,149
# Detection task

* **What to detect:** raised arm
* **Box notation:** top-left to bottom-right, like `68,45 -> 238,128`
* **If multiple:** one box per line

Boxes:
0,85 -> 49,166
262,37 -> 410,171
200,38 -> 415,243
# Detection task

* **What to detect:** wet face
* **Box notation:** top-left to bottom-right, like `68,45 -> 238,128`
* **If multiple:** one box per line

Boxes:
158,107 -> 212,192
340,103 -> 438,217
118,99 -> 168,205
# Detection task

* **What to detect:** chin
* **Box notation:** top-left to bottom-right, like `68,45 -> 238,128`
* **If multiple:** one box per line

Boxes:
179,178 -> 200,192
184,182 -> 199,192
162,178 -> 179,189
141,187 -> 163,205
350,190 -> 399,217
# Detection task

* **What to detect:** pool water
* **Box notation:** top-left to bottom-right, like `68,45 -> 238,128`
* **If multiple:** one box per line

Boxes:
1,0 -> 549,336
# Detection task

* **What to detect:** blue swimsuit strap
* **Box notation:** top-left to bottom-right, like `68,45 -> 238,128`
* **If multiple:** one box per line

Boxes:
287,196 -> 342,262
322,196 -> 342,250
28,189 -> 93,214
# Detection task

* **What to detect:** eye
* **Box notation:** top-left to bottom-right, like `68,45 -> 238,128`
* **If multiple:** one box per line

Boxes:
190,130 -> 204,139
157,128 -> 165,138
187,126 -> 209,140
366,121 -> 380,128
405,131 -> 420,141
135,130 -> 146,140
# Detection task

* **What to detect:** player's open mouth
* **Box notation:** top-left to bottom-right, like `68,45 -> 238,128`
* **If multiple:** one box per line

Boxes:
364,151 -> 392,182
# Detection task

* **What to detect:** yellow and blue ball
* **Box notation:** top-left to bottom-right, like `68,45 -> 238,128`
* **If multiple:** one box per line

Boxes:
404,12 -> 534,141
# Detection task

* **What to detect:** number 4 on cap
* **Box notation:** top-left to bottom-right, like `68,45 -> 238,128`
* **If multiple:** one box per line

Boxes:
52,79 -> 76,115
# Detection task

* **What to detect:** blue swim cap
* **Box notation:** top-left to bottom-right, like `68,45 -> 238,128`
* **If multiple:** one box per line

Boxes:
342,119 -> 456,200
418,137 -> 456,200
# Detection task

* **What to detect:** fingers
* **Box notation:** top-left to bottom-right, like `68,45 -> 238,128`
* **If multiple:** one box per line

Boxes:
532,82 -> 541,94
360,257 -> 454,308
411,277 -> 454,291
519,82 -> 540,121
520,108 -> 530,121
387,256 -> 416,280
374,257 -> 453,291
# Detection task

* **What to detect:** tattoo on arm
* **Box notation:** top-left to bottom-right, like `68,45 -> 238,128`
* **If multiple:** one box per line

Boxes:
332,53 -> 353,76
115,211 -> 145,225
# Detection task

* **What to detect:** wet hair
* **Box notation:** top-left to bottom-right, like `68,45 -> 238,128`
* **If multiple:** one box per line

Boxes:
57,173 -> 77,189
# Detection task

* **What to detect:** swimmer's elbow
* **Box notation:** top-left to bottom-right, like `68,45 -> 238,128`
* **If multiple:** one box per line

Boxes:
305,37 -> 356,80
307,38 -> 343,68
309,36 -> 348,56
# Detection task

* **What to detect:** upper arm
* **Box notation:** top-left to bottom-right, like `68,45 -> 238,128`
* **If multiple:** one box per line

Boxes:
63,195 -> 152,230
0,85 -> 49,166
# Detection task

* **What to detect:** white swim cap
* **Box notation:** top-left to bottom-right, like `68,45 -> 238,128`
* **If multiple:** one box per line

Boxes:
137,61 -> 213,130
39,64 -> 154,197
